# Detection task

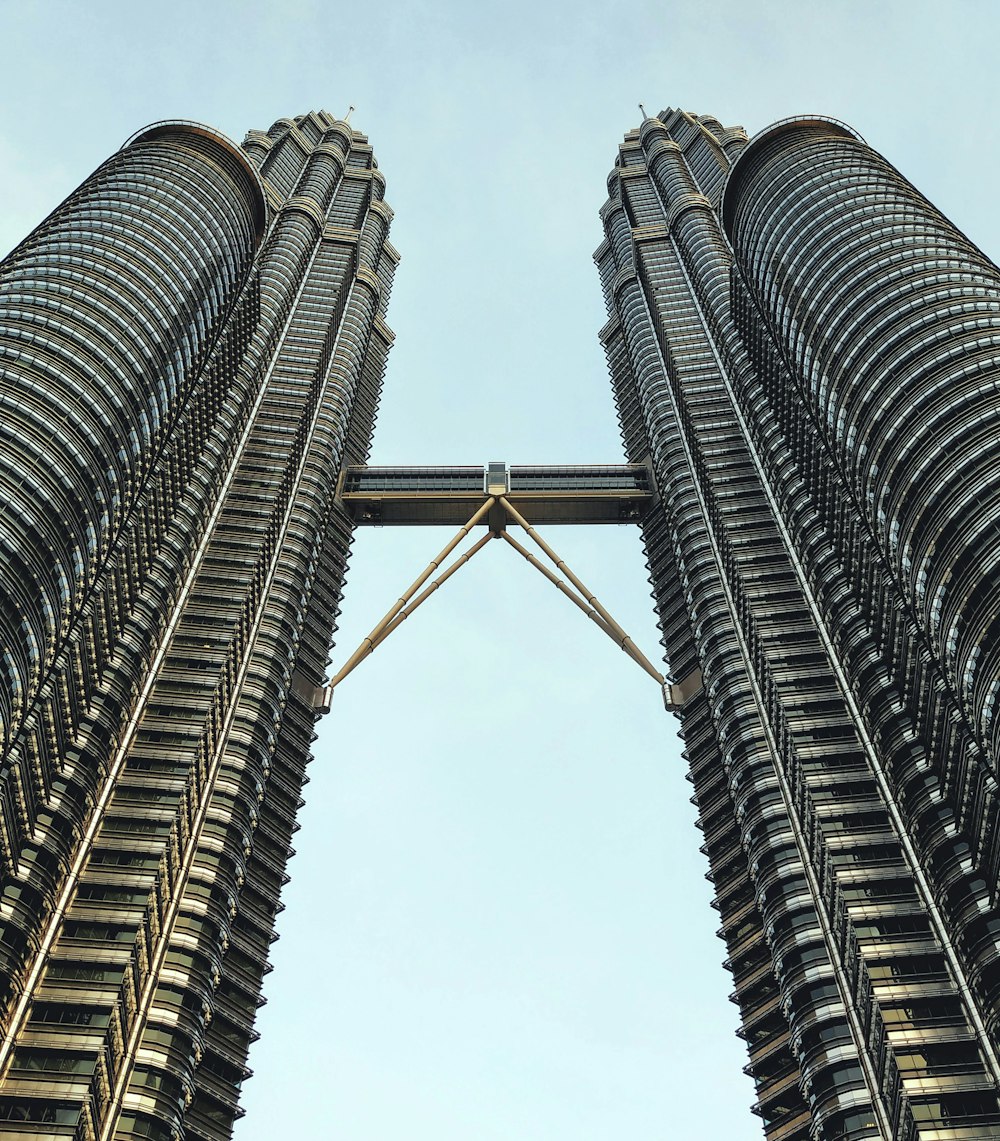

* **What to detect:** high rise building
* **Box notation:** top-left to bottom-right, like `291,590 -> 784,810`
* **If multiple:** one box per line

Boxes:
0,112 -> 397,1139
4,100 -> 1000,1141
597,108 -> 1000,1139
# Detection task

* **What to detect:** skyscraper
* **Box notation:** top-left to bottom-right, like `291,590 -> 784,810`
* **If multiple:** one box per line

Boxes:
597,108 -> 1000,1139
5,99 -> 1000,1141
0,112 -> 397,1139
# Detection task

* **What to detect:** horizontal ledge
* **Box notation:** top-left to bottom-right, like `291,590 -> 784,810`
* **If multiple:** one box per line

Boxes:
341,494 -> 651,527
338,463 -> 655,526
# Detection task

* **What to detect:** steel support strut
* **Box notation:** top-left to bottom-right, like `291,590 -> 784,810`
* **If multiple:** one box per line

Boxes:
322,497 -> 496,703
319,492 -> 669,708
499,531 -> 662,683
371,532 -> 497,654
497,497 -> 665,686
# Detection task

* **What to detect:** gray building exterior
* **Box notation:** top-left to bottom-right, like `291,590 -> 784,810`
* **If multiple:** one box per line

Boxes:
0,112 -> 396,1139
597,109 -> 1000,1139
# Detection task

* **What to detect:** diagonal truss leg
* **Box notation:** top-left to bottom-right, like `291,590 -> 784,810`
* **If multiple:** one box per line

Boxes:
499,496 -> 665,686
323,497 -> 495,702
499,531 -> 636,648
317,491 -> 668,711
366,531 -> 497,656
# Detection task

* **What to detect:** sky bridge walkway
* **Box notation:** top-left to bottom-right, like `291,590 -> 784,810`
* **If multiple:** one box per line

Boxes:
337,462 -> 654,527
325,460 -> 688,711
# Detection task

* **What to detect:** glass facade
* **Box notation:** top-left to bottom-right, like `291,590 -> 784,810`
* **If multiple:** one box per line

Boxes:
0,112 -> 397,1139
597,108 -> 1000,1139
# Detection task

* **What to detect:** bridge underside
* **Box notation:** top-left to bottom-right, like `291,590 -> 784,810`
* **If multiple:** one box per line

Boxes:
337,463 -> 654,527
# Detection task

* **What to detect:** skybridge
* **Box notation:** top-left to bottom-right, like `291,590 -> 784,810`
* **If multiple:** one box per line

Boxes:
337,462 -> 655,527
325,461 -> 696,712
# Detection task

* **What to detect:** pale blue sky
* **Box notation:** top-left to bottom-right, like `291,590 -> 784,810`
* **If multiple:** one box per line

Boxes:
3,1 -> 999,1137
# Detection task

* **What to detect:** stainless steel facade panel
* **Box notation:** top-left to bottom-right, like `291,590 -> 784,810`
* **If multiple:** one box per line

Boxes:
0,111 -> 396,1141
0,125 -> 264,759
600,107 -> 1000,1139
723,120 -> 1000,768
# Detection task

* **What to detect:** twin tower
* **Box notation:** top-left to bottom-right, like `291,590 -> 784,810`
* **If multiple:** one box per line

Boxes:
0,108 -> 999,1140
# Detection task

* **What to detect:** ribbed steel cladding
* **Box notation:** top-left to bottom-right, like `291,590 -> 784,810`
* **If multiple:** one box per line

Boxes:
103,124 -> 367,1141
721,127 -> 1000,1136
97,118 -> 394,1141
727,261 -> 1000,1066
600,118 -> 824,1138
657,127 -> 858,1141
724,123 -> 1000,771
75,124 -> 303,1131
600,107 -> 1000,1139
0,129 -> 261,757
0,112 -> 396,1141
707,119 -> 1000,1137
0,126 -> 268,1136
